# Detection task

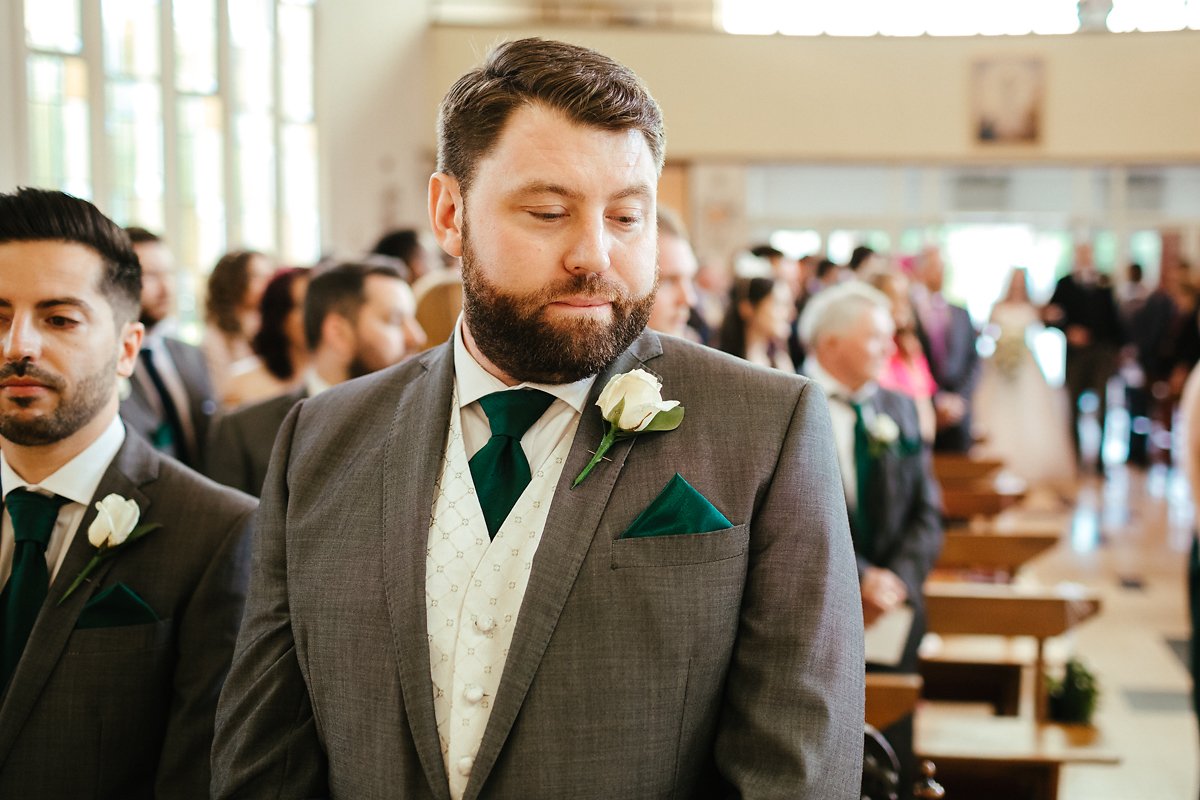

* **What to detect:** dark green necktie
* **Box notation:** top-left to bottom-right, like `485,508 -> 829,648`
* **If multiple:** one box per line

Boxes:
1,489 -> 68,690
850,401 -> 874,555
469,389 -> 556,539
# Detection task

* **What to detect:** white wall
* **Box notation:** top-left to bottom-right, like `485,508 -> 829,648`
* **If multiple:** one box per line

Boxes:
315,0 -> 434,256
0,2 -> 20,192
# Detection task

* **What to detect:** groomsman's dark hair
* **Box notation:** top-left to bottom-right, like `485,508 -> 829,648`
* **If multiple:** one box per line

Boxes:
436,37 -> 665,194
0,187 -> 141,325
303,262 -> 405,351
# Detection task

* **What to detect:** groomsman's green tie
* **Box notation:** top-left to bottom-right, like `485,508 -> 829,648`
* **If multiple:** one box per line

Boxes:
1,489 -> 68,690
469,389 -> 556,538
851,401 -> 874,554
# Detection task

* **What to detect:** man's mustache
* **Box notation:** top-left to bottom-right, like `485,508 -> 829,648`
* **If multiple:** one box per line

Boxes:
0,359 -> 64,390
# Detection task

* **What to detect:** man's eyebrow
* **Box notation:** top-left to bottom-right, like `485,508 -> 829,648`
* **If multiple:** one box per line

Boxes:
512,182 -> 655,203
37,297 -> 93,313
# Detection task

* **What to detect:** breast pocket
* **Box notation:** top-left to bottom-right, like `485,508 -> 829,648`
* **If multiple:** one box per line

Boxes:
610,523 -> 750,569
66,618 -> 173,655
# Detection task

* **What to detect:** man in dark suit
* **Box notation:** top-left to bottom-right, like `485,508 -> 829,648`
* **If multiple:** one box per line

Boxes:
120,227 -> 217,469
1046,243 -> 1125,472
213,38 -> 863,799
799,279 -> 943,798
912,246 -> 980,452
0,188 -> 255,798
206,261 -> 424,496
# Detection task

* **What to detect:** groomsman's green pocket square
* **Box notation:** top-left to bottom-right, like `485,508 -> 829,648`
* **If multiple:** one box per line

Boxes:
75,583 -> 159,630
621,473 -> 732,539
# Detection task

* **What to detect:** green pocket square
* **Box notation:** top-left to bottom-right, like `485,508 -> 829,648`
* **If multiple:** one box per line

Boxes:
76,583 -> 159,630
621,473 -> 732,539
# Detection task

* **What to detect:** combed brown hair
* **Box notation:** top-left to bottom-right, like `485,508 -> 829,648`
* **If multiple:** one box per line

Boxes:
205,250 -> 263,335
437,37 -> 665,193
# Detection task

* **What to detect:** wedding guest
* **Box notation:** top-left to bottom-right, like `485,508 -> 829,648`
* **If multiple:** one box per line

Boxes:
0,187 -> 254,798
1117,262 -> 1177,467
718,276 -> 797,372
646,206 -> 700,341
911,246 -> 980,452
214,37 -> 863,799
798,280 -> 942,797
373,228 -> 433,283
1180,361 -> 1200,740
870,271 -> 937,443
203,250 -> 274,406
119,228 -> 217,469
1044,243 -> 1124,472
222,267 -> 309,408
208,262 -> 423,496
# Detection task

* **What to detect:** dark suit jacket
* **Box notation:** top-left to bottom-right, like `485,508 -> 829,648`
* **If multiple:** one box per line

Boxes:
916,301 -> 980,452
0,432 -> 256,799
121,336 -> 218,469
213,332 -> 865,799
206,387 -> 306,497
1048,273 -> 1124,352
853,389 -> 944,670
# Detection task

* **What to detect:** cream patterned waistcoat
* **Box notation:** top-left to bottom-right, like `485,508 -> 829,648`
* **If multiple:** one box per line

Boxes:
425,390 -> 575,799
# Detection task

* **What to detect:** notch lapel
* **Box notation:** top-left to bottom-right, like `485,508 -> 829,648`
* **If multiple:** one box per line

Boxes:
0,436 -> 155,767
381,344 -> 456,800
464,332 -> 665,800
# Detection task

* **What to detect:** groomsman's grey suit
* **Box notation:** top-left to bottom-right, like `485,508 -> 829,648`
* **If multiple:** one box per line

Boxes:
0,432 -> 255,798
121,335 -> 218,468
212,331 -> 865,798
206,386 -> 305,497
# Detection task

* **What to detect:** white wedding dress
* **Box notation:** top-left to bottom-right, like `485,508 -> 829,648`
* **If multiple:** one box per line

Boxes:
973,302 -> 1077,489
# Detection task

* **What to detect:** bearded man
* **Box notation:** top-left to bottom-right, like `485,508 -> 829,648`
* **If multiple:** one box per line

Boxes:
214,38 -> 863,800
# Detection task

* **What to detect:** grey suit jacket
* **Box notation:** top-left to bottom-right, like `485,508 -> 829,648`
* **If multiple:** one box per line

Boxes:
915,302 -> 980,452
213,332 -> 864,799
0,432 -> 256,799
853,388 -> 944,670
121,336 -> 218,469
206,387 -> 306,497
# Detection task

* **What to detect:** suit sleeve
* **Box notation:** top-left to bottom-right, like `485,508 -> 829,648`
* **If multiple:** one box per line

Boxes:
206,414 -> 255,496
887,448 -> 944,600
154,499 -> 255,798
212,403 -> 330,798
713,382 -> 865,799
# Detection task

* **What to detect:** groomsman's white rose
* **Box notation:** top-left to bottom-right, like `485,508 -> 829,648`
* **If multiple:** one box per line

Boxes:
597,369 -> 680,432
87,494 -> 141,548
868,414 -> 900,445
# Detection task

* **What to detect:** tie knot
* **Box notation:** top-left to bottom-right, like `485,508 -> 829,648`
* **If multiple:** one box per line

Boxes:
477,389 -> 555,440
6,489 -> 67,547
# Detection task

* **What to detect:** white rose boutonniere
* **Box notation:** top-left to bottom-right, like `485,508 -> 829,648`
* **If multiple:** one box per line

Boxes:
572,369 -> 684,488
58,494 -> 162,605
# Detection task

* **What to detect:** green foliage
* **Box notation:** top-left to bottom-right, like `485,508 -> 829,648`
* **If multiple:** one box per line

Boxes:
1046,658 -> 1100,724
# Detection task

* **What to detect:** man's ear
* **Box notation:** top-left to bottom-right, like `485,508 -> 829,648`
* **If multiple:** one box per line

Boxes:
428,172 -> 464,258
116,320 -> 144,378
321,313 -> 355,360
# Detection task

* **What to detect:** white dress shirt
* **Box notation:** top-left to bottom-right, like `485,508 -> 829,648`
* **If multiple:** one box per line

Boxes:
0,415 -> 126,586
453,319 -> 596,465
804,356 -> 879,510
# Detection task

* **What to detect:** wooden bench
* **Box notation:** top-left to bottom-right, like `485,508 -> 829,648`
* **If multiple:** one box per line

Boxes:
923,583 -> 1101,720
941,479 -> 1028,520
933,454 -> 1004,484
915,710 -> 1119,800
935,527 -> 1060,577
865,673 -> 923,730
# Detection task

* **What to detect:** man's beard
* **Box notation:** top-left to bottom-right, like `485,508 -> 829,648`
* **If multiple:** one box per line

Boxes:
0,356 -> 118,446
460,233 -> 656,385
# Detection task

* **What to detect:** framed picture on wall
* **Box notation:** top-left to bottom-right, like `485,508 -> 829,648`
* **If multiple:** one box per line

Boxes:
972,58 -> 1044,144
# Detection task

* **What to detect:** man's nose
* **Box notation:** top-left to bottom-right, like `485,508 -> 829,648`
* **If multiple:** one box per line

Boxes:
2,314 -> 41,362
563,216 -> 612,275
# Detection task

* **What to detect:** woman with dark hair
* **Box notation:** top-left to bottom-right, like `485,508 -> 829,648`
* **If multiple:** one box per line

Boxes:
203,249 -> 275,405
223,267 -> 310,408
718,275 -> 796,372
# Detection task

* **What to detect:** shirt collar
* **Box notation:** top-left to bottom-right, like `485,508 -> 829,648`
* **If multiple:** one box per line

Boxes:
1,415 -> 127,505
304,368 -> 334,398
453,316 -> 596,414
803,356 -> 876,405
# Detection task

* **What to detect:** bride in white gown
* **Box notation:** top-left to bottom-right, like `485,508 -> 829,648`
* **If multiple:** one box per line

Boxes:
974,268 -> 1077,491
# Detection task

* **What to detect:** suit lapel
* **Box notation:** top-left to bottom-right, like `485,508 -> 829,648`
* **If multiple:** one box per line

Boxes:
464,332 -> 664,800
0,435 -> 156,766
380,345 -> 455,800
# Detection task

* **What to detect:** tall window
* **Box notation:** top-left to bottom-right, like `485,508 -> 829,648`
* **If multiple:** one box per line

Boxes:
17,0 -> 320,332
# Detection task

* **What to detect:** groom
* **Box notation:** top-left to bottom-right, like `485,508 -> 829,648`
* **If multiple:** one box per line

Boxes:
213,38 -> 863,799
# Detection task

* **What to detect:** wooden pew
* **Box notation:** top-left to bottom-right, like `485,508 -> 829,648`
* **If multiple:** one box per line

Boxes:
922,583 -> 1102,720
865,673 -> 923,731
933,454 -> 1004,484
935,527 -> 1060,576
915,710 -> 1118,800
941,479 -> 1027,519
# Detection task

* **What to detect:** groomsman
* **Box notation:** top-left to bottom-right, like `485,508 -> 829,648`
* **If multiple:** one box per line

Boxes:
120,228 -> 217,469
912,246 -> 980,452
645,206 -> 699,340
214,37 -> 863,799
206,261 -> 425,496
799,280 -> 943,796
0,188 -> 255,798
